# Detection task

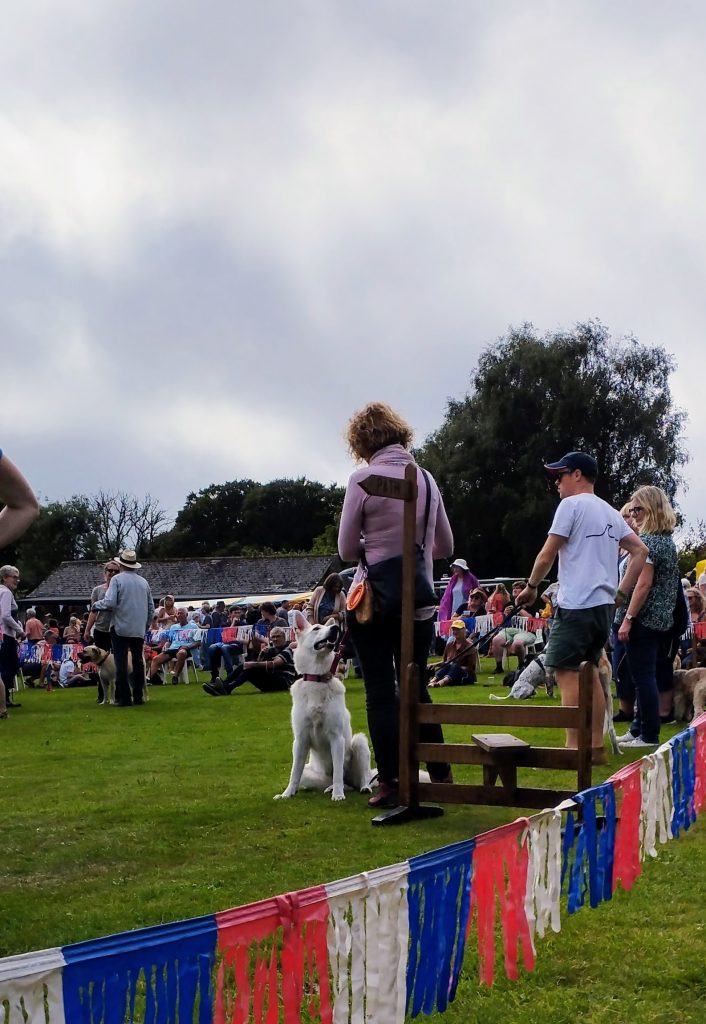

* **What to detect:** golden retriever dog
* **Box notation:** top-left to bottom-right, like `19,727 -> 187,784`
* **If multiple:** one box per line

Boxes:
80,644 -> 148,705
673,668 -> 706,723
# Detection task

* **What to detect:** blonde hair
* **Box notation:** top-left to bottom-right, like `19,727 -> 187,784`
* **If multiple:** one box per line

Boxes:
630,485 -> 676,535
687,587 -> 705,615
619,502 -> 632,518
346,402 -> 413,462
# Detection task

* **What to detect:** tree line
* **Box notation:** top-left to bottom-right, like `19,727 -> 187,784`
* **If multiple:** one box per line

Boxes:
8,320 -> 703,593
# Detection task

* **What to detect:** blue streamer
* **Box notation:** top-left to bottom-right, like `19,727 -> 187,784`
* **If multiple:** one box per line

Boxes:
563,784 -> 616,913
62,914 -> 217,1024
406,838 -> 475,1018
670,730 -> 697,837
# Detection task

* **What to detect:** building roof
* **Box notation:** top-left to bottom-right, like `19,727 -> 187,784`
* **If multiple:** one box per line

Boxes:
24,555 -> 340,604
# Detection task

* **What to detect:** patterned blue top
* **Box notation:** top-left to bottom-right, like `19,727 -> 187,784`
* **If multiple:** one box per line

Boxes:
615,533 -> 678,632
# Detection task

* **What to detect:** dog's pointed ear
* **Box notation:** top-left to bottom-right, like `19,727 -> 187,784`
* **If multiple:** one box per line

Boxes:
292,611 -> 309,633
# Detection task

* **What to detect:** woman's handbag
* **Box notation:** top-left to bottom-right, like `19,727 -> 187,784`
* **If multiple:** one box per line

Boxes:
346,573 -> 374,625
361,469 -> 438,619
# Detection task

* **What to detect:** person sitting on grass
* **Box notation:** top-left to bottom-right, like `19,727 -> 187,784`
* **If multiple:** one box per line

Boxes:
202,627 -> 295,696
148,608 -> 201,686
429,620 -> 478,687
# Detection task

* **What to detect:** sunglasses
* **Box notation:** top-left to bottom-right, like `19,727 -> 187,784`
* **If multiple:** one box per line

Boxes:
628,506 -> 645,516
105,568 -> 118,575
554,470 -> 571,483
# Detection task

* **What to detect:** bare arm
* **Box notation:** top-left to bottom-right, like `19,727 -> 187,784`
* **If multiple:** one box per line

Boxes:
0,454 -> 39,548
516,534 -> 566,607
84,610 -> 98,640
616,533 -> 649,601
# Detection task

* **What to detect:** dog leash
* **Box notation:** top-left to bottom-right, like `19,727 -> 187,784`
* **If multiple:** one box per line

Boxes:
436,604 -> 523,670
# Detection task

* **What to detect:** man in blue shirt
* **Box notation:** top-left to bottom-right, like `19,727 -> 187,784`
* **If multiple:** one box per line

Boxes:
149,607 -> 201,686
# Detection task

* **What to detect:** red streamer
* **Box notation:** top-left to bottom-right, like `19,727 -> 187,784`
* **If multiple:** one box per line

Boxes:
468,819 -> 535,985
692,713 -> 706,813
609,763 -> 643,892
214,886 -> 332,1024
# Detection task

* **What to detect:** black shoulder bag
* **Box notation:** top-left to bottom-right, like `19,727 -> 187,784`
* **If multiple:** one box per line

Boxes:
361,468 -> 438,618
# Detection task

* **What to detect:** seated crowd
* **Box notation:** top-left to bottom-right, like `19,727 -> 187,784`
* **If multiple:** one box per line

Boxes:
12,556 -> 706,724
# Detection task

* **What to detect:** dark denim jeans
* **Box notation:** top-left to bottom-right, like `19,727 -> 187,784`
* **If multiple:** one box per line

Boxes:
611,628 -> 633,704
346,612 -> 449,786
624,620 -> 672,743
110,632 -> 146,705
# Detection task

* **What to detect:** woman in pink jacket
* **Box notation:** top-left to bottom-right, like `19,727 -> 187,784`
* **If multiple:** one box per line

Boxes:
338,402 -> 453,809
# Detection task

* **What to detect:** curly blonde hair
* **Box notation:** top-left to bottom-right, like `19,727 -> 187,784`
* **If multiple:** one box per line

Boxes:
630,485 -> 676,535
345,402 -> 414,462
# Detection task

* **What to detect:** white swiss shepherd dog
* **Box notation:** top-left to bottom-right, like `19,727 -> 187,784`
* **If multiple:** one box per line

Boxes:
275,612 -> 374,802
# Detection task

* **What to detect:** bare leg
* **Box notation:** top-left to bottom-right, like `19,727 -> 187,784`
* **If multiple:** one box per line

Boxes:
555,666 -> 605,748
0,678 -> 6,715
659,690 -> 673,719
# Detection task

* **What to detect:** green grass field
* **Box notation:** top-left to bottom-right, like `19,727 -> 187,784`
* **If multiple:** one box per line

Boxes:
2,663 -> 704,1023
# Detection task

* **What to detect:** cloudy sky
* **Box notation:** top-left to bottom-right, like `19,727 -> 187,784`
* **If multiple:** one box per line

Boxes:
3,1 -> 706,534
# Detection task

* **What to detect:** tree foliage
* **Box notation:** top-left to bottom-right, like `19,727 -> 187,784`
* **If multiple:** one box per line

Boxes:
88,490 -> 171,555
155,478 -> 344,557
677,519 -> 706,578
415,321 -> 688,577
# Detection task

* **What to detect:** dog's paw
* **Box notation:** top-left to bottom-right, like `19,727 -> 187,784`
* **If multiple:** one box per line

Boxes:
330,790 -> 346,801
274,789 -> 297,801
360,785 -> 372,794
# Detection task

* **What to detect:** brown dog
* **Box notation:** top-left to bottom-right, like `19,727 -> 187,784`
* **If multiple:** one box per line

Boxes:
673,668 -> 706,722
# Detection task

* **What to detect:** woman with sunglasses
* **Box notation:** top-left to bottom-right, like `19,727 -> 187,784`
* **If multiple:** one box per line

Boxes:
85,562 -> 121,654
681,588 -> 706,668
616,486 -> 679,748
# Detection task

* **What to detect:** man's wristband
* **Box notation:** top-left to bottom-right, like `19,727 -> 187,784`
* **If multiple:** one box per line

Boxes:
526,582 -> 538,590
616,588 -> 627,602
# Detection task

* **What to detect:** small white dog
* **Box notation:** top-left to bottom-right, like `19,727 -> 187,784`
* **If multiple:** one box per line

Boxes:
275,614 -> 374,802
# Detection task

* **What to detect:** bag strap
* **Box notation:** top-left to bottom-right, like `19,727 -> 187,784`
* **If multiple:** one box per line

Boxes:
358,466 -> 433,565
418,468 -> 432,553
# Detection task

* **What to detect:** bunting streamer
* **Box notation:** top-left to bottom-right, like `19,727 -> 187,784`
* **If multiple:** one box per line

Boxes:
469,820 -> 534,985
0,948 -> 66,1023
406,839 -> 474,1016
2,730 -> 706,1021
524,805 -> 567,942
692,712 -> 706,812
608,762 -> 643,892
61,915 -> 217,1023
215,887 -> 332,1024
669,731 -> 697,837
563,784 -> 617,912
641,747 -> 673,859
325,863 -> 409,1024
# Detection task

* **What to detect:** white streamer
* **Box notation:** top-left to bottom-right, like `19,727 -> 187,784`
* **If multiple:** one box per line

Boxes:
0,947 -> 66,1023
641,745 -> 674,859
325,862 -> 409,1024
524,809 -> 563,944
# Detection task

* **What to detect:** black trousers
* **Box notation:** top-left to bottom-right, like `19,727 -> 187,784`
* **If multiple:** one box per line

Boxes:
225,667 -> 290,693
110,631 -> 146,704
92,628 -> 112,702
0,635 -> 19,691
346,612 -> 449,786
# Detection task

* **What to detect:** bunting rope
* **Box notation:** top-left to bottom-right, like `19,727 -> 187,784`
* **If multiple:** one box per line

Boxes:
1,719 -> 705,1022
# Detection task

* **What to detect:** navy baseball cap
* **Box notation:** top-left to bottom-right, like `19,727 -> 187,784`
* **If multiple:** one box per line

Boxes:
544,451 -> 598,478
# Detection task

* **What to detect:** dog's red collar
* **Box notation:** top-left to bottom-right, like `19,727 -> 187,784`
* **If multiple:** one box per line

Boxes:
301,672 -> 333,682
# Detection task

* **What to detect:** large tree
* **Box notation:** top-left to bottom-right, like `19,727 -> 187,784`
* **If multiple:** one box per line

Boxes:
416,321 -> 688,577
155,478 -> 344,557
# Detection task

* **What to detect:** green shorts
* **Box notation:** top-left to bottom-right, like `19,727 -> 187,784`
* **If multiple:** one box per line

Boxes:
543,605 -> 613,671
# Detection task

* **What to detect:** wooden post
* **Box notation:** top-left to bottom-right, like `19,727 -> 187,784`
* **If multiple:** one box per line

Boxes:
398,463 -> 420,810
577,660 -> 593,793
359,464 -> 443,825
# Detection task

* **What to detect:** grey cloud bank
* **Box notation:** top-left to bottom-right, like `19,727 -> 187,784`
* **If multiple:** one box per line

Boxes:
2,2 -> 705,532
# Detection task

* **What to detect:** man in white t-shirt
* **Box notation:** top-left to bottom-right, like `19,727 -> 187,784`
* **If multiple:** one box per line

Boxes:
517,452 -> 648,755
